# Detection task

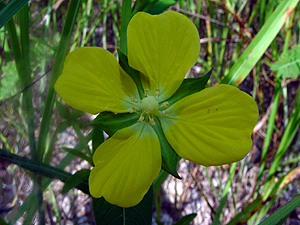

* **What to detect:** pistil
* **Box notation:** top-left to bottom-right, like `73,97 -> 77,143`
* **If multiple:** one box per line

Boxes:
128,88 -> 171,126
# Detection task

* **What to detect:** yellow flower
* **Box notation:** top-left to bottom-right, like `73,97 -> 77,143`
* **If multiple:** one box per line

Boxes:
55,11 -> 258,207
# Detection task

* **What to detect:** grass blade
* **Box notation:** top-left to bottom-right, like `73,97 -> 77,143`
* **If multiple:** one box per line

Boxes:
0,0 -> 29,27
258,193 -> 300,225
221,0 -> 299,86
36,0 -> 81,162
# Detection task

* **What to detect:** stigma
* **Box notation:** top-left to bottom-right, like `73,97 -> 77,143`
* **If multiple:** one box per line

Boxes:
128,88 -> 170,126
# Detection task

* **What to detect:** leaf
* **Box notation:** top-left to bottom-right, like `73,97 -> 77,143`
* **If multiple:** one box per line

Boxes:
271,45 -> 300,79
173,213 -> 197,225
0,148 -> 90,195
221,0 -> 299,85
166,69 -> 211,105
258,192 -> 300,225
61,147 -> 93,166
62,169 -> 90,194
89,111 -> 139,136
0,0 -> 29,28
93,186 -> 153,225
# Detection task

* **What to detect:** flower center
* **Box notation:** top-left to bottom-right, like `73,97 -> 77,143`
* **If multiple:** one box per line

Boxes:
141,96 -> 158,114
129,88 -> 170,126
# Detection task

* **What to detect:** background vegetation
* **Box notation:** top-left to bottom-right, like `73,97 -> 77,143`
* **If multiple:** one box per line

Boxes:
0,0 -> 300,224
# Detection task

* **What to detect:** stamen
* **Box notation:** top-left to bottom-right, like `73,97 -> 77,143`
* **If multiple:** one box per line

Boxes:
149,117 -> 155,125
131,106 -> 139,111
161,110 -> 169,116
138,114 -> 145,123
131,97 -> 139,103
161,102 -> 170,108
144,89 -> 149,96
128,108 -> 133,113
155,88 -> 160,98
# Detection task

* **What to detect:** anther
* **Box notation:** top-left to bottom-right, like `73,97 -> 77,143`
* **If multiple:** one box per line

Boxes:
144,89 -> 149,96
131,97 -> 139,103
155,88 -> 160,98
138,115 -> 145,123
161,110 -> 169,116
131,106 -> 139,111
149,117 -> 155,125
161,102 -> 170,108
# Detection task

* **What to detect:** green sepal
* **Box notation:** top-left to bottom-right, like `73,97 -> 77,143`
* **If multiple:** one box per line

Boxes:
145,0 -> 178,15
89,111 -> 139,136
152,118 -> 181,179
92,186 -> 153,225
91,126 -> 105,156
117,49 -> 144,99
62,169 -> 90,194
165,69 -> 211,105
173,213 -> 197,225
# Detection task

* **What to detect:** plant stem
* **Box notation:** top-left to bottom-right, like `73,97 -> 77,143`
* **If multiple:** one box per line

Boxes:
36,0 -> 81,162
120,0 -> 132,55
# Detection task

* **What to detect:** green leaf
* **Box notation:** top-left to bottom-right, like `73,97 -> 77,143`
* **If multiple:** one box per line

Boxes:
0,149 -> 90,195
62,169 -> 90,194
89,112 -> 139,136
152,118 -> 181,179
271,45 -> 300,79
61,147 -> 93,166
165,70 -> 211,105
93,186 -> 153,225
37,0 -> 81,161
0,0 -> 29,27
258,193 -> 300,225
173,213 -> 197,225
221,0 -> 299,86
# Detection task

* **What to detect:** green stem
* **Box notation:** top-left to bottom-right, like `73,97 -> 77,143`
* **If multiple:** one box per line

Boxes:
120,0 -> 132,55
7,4 -> 45,224
19,5 -> 45,224
36,0 -> 81,162
254,81 -> 281,197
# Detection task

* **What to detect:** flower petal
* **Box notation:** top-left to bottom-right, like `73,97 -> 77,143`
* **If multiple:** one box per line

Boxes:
89,122 -> 161,207
127,11 -> 200,101
160,84 -> 258,166
55,47 -> 138,114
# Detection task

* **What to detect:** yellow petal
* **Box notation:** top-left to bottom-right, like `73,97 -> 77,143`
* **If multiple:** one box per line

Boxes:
55,47 -> 138,114
127,11 -> 200,101
89,122 -> 161,207
160,84 -> 258,166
